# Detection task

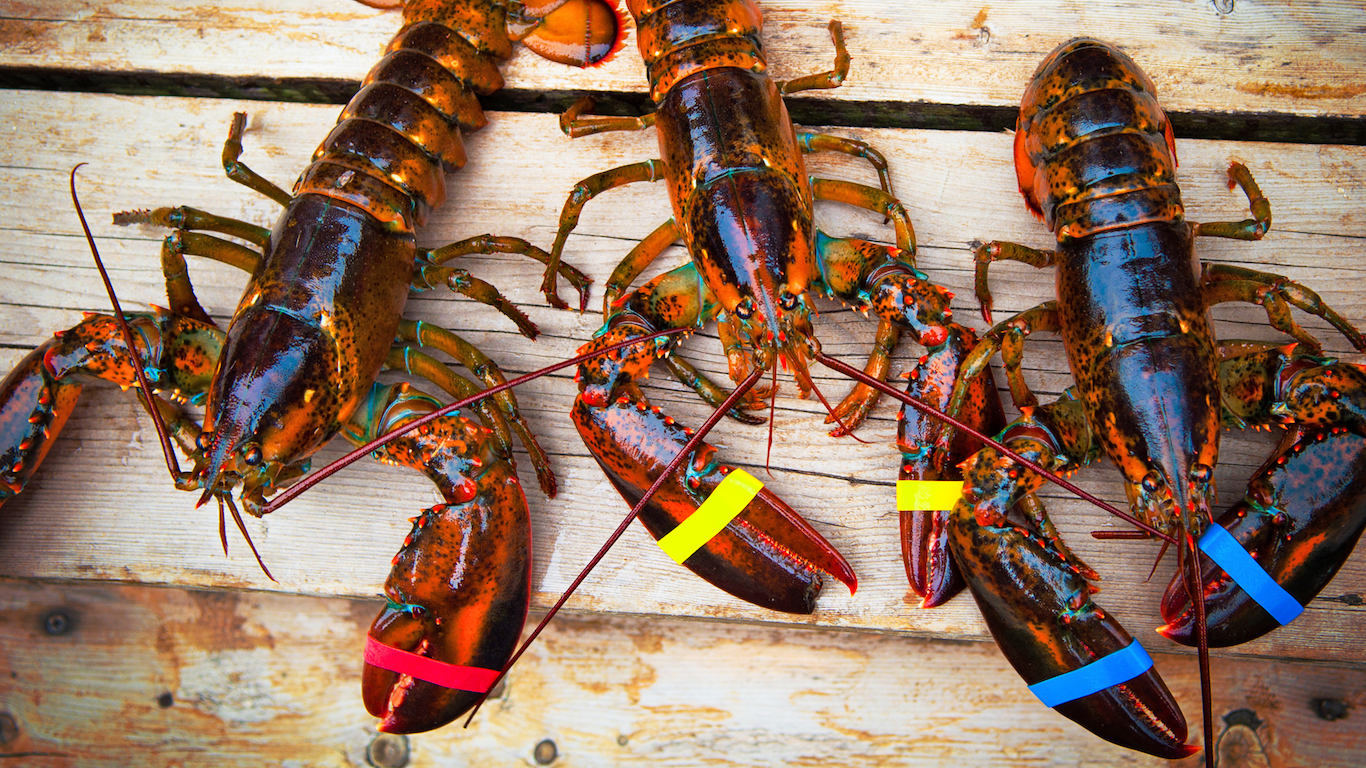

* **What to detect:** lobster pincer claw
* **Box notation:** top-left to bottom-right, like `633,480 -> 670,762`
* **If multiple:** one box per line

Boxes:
572,392 -> 856,613
1159,426 -> 1366,647
949,497 -> 1196,759
356,394 -> 532,734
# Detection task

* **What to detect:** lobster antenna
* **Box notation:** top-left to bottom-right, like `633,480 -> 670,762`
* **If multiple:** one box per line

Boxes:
69,166 -> 183,483
765,364 -> 777,475
815,351 -> 1175,542
1183,533 -> 1215,768
258,327 -> 689,515
464,367 -> 767,726
223,494 -> 275,581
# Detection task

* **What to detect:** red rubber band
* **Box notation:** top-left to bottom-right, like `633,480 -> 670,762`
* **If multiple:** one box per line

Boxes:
364,635 -> 499,693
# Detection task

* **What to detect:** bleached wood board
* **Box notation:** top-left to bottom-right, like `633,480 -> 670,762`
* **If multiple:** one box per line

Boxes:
1,0 -> 1364,120
2,577 -> 1363,767
0,89 -> 1363,673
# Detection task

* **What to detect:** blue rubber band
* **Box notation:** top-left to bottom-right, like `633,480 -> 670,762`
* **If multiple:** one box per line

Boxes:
1198,524 -> 1303,626
1027,641 -> 1153,708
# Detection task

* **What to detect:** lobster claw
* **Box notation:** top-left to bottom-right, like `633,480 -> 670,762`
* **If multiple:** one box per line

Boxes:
950,504 -> 1196,759
1159,426 -> 1366,647
360,407 -> 532,733
572,392 -> 856,614
898,325 -> 1006,607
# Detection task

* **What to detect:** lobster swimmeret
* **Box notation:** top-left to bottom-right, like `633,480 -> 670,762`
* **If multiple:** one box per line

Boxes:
946,38 -> 1366,761
0,0 -> 624,734
528,0 -> 1011,614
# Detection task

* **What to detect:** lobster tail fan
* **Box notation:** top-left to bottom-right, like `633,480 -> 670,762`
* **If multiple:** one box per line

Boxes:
521,0 -> 625,68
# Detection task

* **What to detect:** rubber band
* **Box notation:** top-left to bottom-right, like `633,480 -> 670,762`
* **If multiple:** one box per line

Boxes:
1027,640 -> 1153,708
657,468 -> 763,564
1198,523 -> 1303,626
363,634 -> 499,693
896,480 -> 964,511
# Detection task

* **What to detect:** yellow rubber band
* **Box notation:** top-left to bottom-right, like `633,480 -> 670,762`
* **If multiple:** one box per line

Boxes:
897,480 -> 964,511
657,469 -> 764,564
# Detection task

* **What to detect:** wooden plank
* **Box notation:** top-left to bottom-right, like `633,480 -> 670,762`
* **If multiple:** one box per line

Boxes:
0,89 -> 1363,675
1,0 -> 1364,120
2,577 -> 1363,767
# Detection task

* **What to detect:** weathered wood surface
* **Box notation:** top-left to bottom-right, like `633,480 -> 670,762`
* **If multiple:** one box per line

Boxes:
2,0 -> 1364,119
0,88 -> 1363,664
0,0 -> 1364,763
2,577 -> 1363,767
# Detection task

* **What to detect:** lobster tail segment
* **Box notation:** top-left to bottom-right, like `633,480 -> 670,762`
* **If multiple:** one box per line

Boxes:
518,0 -> 626,67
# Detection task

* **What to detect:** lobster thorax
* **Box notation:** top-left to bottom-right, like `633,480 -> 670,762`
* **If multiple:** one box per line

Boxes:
654,65 -> 819,383
629,0 -> 765,102
199,195 -> 415,510
1014,38 -> 1183,241
1055,221 -> 1220,534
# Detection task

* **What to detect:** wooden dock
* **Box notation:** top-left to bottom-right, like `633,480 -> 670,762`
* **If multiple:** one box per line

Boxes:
0,1 -> 1362,765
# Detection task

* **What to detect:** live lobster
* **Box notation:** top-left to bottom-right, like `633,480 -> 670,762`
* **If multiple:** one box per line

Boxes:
519,0 -> 1016,617
0,0 -> 625,734
940,38 -> 1366,762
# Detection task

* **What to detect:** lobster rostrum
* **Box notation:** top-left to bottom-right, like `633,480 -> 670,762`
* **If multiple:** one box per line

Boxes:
536,0 -> 980,614
0,0 -> 625,734
945,38 -> 1366,761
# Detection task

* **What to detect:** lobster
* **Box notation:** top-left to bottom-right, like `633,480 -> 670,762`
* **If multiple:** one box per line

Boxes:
942,38 -> 1366,762
0,0 -> 626,734
525,0 -> 1000,615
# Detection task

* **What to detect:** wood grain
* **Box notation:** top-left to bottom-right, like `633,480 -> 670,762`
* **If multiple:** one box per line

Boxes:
0,1 -> 1364,763
0,88 -> 1362,671
2,577 -> 1362,767
1,0 -> 1364,118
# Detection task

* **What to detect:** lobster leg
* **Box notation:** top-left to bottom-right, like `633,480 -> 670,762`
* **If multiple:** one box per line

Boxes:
601,220 -> 683,314
776,20 -> 848,95
810,234 -> 951,433
796,132 -> 893,198
972,240 -> 1058,323
220,111 -> 294,207
424,234 -> 593,313
559,95 -> 658,138
542,159 -> 666,307
0,311 -> 223,507
1160,346 -> 1366,646
574,264 -> 856,612
1202,262 -> 1366,354
949,394 -> 1196,759
346,382 -> 531,734
800,182 -> 918,429
388,320 -> 557,498
1190,161 -> 1271,242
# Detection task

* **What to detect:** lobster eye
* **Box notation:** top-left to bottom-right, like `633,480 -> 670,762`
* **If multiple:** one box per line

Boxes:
196,431 -> 213,452
779,292 -> 799,311
242,444 -> 264,467
1190,463 -> 1212,483
733,302 -> 752,320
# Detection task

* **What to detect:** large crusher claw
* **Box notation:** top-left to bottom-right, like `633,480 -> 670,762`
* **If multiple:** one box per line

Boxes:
572,391 -> 855,613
